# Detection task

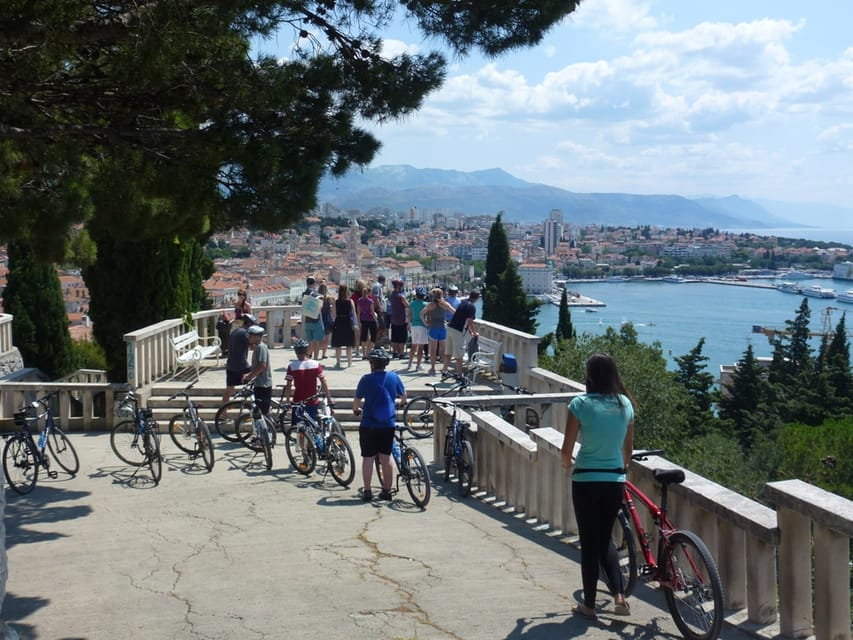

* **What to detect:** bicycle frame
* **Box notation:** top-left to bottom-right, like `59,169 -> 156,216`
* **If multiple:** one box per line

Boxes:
622,479 -> 675,573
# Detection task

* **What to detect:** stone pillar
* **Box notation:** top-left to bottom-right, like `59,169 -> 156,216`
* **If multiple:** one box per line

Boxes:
0,483 -> 19,640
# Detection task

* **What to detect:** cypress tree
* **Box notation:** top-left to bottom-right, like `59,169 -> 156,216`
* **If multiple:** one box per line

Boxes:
555,289 -> 575,341
3,240 -> 75,378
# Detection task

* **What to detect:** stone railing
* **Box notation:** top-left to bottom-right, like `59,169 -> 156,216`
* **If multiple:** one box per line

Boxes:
124,305 -> 302,388
0,315 -> 12,356
0,382 -> 126,432
473,319 -> 540,388
431,403 -> 852,640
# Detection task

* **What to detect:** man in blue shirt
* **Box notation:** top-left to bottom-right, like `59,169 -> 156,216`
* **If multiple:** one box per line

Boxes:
353,348 -> 407,502
446,289 -> 480,374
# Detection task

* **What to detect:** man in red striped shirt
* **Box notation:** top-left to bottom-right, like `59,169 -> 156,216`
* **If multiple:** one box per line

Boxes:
284,339 -> 334,423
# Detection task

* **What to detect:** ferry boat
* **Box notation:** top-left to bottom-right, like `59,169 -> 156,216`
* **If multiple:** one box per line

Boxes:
801,285 -> 837,299
837,290 -> 853,304
777,282 -> 801,294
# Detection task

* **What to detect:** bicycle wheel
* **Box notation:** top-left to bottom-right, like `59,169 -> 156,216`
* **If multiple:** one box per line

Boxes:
168,414 -> 197,454
402,446 -> 431,508
214,400 -> 249,442
260,423 -> 273,471
110,420 -> 146,466
3,435 -> 38,495
47,427 -> 80,475
284,426 -> 316,475
144,429 -> 162,485
457,440 -> 474,497
662,530 -> 724,640
402,396 -> 434,435
238,415 -> 278,451
327,434 -> 355,487
198,420 -> 215,472
601,508 -> 638,598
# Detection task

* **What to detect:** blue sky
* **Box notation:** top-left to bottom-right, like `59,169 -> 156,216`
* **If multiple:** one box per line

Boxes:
267,1 -> 853,215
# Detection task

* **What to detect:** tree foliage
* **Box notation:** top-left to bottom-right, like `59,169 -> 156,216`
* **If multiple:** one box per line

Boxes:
555,289 -> 575,341
777,417 -> 853,500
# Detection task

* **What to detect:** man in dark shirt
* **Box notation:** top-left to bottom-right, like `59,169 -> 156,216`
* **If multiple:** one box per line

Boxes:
223,314 -> 257,403
446,289 -> 480,374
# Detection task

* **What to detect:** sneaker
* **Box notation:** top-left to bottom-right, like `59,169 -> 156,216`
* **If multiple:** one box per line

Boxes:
361,488 -> 373,502
378,489 -> 393,501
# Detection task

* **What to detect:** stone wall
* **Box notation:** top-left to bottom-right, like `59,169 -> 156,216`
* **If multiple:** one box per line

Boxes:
0,350 -> 23,380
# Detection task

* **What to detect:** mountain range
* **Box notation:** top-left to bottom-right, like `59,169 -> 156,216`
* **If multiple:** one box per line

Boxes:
317,165 -> 808,229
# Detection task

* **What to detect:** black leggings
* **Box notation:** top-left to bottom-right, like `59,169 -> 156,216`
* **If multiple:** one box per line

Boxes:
572,481 -> 625,608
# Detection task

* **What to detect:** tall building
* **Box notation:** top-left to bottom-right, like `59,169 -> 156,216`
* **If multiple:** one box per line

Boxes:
543,209 -> 563,255
346,217 -> 361,265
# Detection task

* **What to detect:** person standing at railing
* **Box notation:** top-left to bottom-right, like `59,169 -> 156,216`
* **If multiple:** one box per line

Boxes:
352,348 -> 406,502
222,314 -> 257,404
560,352 -> 634,621
387,278 -> 410,360
420,288 -> 455,376
446,289 -> 480,375
407,286 -> 429,372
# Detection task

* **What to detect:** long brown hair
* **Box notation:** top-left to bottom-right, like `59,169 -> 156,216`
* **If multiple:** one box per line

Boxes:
584,352 -> 634,408
337,284 -> 350,300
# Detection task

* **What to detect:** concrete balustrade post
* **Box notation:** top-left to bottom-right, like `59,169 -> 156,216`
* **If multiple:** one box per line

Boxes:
777,507 -> 813,638
746,535 -> 777,624
718,521 -> 746,610
813,523 -> 850,640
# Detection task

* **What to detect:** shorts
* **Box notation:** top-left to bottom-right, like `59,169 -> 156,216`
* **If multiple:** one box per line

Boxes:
360,321 -> 377,343
446,327 -> 467,358
226,368 -> 251,387
390,323 -> 408,344
254,386 -> 272,414
410,325 -> 428,345
291,402 -> 318,426
428,327 -> 447,342
303,319 -> 324,342
359,427 -> 395,457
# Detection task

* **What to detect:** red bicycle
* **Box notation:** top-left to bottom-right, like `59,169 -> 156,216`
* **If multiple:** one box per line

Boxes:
605,450 -> 724,640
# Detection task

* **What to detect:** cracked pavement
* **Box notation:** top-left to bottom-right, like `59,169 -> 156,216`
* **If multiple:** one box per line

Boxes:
2,433 -> 757,640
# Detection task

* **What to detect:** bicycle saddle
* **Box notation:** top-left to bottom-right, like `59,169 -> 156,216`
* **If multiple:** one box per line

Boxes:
653,468 -> 685,485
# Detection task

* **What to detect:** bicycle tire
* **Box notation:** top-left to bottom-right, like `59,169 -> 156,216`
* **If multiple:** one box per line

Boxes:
601,508 -> 638,598
260,425 -> 273,471
457,440 -> 474,497
662,530 -> 724,640
327,434 -> 355,487
198,420 -> 215,472
110,420 -> 147,466
402,446 -> 431,508
284,426 -> 317,475
374,455 -> 385,488
3,435 -> 38,495
214,400 -> 249,442
144,429 -> 162,485
168,414 -> 197,454
47,427 -> 80,475
402,396 -> 434,435
237,414 -> 278,451
443,431 -> 454,480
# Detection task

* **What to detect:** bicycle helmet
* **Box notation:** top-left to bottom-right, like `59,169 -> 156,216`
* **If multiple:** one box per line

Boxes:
368,347 -> 391,365
248,325 -> 264,336
415,286 -> 427,297
241,313 -> 257,326
293,338 -> 310,354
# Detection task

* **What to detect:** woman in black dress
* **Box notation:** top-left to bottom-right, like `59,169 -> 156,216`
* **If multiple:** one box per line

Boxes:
331,284 -> 356,368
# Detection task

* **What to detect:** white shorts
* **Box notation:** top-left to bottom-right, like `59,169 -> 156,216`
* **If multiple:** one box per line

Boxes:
410,325 -> 428,345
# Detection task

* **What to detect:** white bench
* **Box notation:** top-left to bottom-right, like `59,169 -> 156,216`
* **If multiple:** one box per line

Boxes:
170,330 -> 221,379
468,335 -> 501,384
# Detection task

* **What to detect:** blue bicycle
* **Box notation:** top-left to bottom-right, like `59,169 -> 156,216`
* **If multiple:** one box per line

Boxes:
433,399 -> 475,497
110,390 -> 162,484
3,392 -> 80,495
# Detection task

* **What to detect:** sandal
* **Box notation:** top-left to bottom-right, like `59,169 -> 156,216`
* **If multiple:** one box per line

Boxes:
572,605 -> 597,621
614,601 -> 630,616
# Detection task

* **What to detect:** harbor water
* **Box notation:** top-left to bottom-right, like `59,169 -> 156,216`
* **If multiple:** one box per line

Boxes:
534,277 -> 853,378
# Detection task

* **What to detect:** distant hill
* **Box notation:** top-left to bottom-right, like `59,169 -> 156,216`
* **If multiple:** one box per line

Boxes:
318,165 -> 798,229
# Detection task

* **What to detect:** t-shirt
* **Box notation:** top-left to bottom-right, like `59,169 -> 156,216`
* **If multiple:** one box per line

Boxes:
569,393 -> 633,483
356,370 -> 405,429
448,299 -> 476,332
250,342 -> 272,388
226,328 -> 250,371
358,295 -> 377,322
389,290 -> 407,325
445,294 -> 461,321
285,358 -> 326,404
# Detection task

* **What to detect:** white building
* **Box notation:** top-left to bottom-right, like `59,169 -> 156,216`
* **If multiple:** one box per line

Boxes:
518,263 -> 553,294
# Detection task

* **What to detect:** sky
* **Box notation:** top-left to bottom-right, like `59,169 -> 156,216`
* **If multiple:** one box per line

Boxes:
265,1 -> 853,215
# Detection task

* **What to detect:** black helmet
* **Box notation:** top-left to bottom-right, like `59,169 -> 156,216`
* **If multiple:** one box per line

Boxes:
368,347 -> 391,365
293,338 -> 309,354
242,313 -> 257,326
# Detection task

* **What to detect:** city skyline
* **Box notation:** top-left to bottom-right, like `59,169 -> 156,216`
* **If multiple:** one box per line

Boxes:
261,1 -> 853,217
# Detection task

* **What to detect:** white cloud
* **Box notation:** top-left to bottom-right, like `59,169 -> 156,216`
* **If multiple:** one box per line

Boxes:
571,0 -> 658,33
381,39 -> 420,58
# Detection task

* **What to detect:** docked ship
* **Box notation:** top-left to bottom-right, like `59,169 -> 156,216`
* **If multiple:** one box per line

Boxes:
833,261 -> 853,281
778,269 -> 813,280
777,282 -> 801,294
837,290 -> 853,304
801,285 -> 837,299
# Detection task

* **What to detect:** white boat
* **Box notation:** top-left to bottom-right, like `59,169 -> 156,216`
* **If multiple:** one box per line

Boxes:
801,285 -> 837,299
663,275 -> 685,283
779,269 -> 813,280
837,290 -> 853,304
777,282 -> 801,294
584,307 -> 598,313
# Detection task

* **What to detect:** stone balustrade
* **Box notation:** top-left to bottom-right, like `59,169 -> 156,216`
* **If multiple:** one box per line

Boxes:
0,315 -> 12,356
0,382 -> 125,431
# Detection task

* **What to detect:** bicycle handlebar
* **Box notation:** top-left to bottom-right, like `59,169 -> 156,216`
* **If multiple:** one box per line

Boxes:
632,449 -> 664,461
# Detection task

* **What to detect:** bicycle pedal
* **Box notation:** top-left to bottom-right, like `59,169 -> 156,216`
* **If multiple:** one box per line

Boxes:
48,470 -> 58,479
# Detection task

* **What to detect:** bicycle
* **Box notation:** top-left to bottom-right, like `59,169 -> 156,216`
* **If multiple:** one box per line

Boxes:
402,371 -> 474,435
432,399 -> 475,497
111,390 -> 162,485
283,395 -> 355,487
215,382 -> 282,447
2,392 -> 80,495
607,450 -> 724,640
167,382 -> 215,472
373,422 -> 432,508
496,381 -> 540,432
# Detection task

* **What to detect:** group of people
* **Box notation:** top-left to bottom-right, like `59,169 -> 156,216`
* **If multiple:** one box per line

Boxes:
224,280 -> 636,620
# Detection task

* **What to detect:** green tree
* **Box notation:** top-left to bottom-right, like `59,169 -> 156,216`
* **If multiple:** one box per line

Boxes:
3,240 -> 75,378
673,337 -> 715,423
1,3 -> 577,378
816,313 -> 853,418
555,289 -> 575,341
482,213 -> 538,333
717,344 -> 776,450
777,417 -> 853,500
